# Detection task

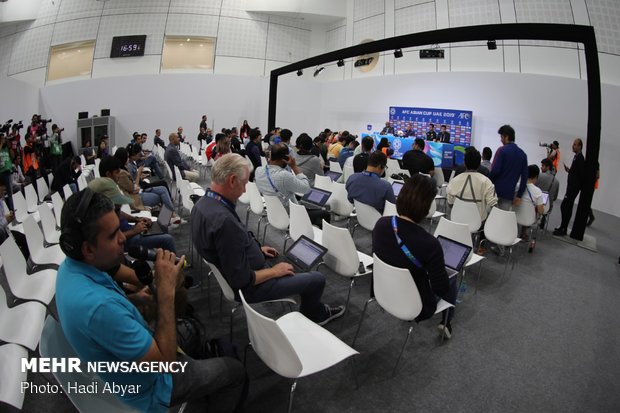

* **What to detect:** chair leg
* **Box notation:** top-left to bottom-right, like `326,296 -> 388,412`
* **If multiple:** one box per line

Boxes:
344,279 -> 356,311
393,325 -> 414,377
262,223 -> 270,244
349,357 -> 359,390
230,306 -> 238,342
474,261 -> 484,295
288,380 -> 298,413
283,235 -> 289,252
352,298 -> 374,347
245,207 -> 251,228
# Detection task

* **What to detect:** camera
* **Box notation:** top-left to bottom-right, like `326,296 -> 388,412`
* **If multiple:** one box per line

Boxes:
539,142 -> 551,148
0,120 -> 13,134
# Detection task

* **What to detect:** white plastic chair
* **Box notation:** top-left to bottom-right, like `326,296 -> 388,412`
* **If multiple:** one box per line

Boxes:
240,290 -> 358,413
11,190 -> 40,224
426,198 -> 445,231
262,195 -> 291,250
245,181 -> 267,233
51,191 -> 64,229
38,203 -> 61,245
62,183 -> 73,201
314,174 -> 333,193
204,259 -> 295,340
39,316 -> 139,412
329,182 -> 355,224
387,158 -> 409,177
352,254 -> 454,375
0,284 -> 47,350
24,184 -> 40,212
0,236 -> 57,304
329,160 -> 343,173
0,343 -> 29,409
320,220 -> 373,311
480,207 -> 521,276
36,176 -> 50,201
289,201 -> 322,243
515,200 -> 539,244
434,217 -> 485,293
450,197 -> 483,237
343,164 -> 355,183
77,175 -> 88,191
383,200 -> 397,217
22,215 -> 66,268
353,200 -> 382,235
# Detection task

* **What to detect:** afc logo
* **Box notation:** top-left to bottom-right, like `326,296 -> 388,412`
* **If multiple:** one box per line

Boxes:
392,138 -> 402,152
390,108 -> 396,116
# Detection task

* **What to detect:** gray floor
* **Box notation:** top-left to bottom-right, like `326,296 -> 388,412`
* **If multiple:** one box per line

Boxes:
7,177 -> 620,413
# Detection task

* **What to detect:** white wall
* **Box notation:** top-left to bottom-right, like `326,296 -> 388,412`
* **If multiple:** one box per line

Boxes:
274,71 -> 619,216
39,74 -> 269,150
0,77 -> 38,123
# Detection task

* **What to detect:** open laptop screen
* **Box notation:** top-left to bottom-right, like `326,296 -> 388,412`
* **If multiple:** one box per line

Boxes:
392,181 -> 404,197
437,235 -> 472,272
285,235 -> 328,271
301,187 -> 332,207
325,171 -> 342,182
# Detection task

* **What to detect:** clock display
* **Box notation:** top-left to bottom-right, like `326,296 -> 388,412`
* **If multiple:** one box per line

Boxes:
110,35 -> 147,58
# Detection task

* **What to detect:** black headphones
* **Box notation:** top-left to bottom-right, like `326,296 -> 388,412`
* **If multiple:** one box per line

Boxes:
59,188 -> 95,260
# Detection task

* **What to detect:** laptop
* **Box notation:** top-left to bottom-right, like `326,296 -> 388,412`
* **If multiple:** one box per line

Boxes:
540,192 -> 549,206
392,181 -> 404,197
325,171 -> 342,182
143,205 -> 173,236
301,187 -> 332,208
284,235 -> 328,271
437,235 -> 472,278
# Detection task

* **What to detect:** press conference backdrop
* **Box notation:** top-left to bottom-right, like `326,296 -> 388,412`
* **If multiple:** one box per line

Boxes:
388,106 -> 473,146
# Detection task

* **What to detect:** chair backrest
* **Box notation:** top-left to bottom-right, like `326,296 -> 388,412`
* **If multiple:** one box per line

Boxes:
51,192 -> 63,228
24,184 -> 39,210
343,165 -> 354,183
484,207 -> 518,245
515,201 -> 537,227
63,184 -> 73,201
263,195 -> 289,231
450,197 -> 482,233
354,200 -> 381,231
289,201 -> 314,241
322,220 -> 360,276
11,191 -> 29,222
433,217 -> 473,260
448,169 -> 456,183
38,203 -> 58,243
77,175 -> 87,191
238,183 -> 250,204
434,167 -> 445,187
383,200 -> 397,217
373,254 -> 423,321
329,182 -> 354,217
239,291 -> 303,378
204,259 -> 236,302
0,236 -> 28,288
23,215 -> 45,252
36,177 -> 49,200
80,154 -> 87,167
47,172 -> 54,189
39,317 -> 137,412
246,181 -> 265,215
329,160 -> 343,173
0,343 -> 28,409
386,158 -> 406,176
426,198 -> 437,218
314,175 -> 333,192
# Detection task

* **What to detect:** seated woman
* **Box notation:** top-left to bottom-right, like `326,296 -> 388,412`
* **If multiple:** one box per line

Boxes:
372,174 -> 457,338
113,147 -> 182,224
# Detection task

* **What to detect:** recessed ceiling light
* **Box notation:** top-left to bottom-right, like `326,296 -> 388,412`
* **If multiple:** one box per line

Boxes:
186,38 -> 191,42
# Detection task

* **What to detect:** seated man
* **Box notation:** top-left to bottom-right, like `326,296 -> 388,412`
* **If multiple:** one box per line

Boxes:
453,146 -> 489,177
56,189 -> 246,412
255,143 -> 330,228
337,136 -> 357,168
89,176 -> 177,254
52,155 -> 82,194
192,153 -> 344,325
353,136 -> 374,173
165,132 -> 199,182
520,164 -> 545,239
401,138 -> 435,177
447,147 -> 497,222
346,151 -> 395,214
136,133 -> 165,179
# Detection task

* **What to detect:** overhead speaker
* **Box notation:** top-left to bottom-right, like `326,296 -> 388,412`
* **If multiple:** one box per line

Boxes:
101,109 -> 110,116
78,112 -> 88,119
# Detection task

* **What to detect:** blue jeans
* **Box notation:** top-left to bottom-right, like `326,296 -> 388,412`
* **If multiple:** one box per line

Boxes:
125,232 -> 176,254
170,353 -> 247,413
143,155 -> 164,179
242,271 -> 327,322
141,185 -> 175,211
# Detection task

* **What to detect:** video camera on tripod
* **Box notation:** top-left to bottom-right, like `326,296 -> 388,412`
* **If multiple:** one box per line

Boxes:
0,119 -> 23,134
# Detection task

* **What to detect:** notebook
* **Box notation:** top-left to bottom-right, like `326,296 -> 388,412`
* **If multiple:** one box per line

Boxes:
284,235 -> 328,271
437,235 -> 472,278
301,187 -> 332,208
392,181 -> 404,197
143,205 -> 173,236
325,171 -> 342,182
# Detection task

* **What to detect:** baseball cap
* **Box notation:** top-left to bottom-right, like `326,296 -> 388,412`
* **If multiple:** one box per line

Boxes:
88,177 -> 132,205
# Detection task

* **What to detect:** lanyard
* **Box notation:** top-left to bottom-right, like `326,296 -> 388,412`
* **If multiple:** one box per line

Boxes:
362,171 -> 380,178
206,190 -> 240,221
391,216 -> 423,268
264,166 -> 279,193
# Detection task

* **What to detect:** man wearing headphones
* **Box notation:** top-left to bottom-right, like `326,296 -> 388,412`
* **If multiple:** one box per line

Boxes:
56,189 -> 247,412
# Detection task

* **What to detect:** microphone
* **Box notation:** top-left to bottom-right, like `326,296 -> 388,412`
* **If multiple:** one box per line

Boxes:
128,245 -> 183,265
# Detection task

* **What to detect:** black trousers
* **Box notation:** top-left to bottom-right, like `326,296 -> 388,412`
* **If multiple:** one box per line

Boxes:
559,187 -> 580,230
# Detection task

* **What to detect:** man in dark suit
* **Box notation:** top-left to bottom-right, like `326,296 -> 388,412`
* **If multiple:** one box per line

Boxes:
553,138 -> 585,236
380,121 -> 394,135
438,125 -> 451,143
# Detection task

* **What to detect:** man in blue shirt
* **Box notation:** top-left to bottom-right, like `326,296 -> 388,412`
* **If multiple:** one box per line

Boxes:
346,151 -> 395,214
56,189 -> 246,412
489,124 -> 528,210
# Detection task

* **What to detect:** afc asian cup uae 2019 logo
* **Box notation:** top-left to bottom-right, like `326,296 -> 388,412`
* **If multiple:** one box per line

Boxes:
392,138 -> 402,154
390,108 -> 396,116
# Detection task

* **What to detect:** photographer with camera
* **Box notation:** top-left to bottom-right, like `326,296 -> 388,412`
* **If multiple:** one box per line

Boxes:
0,133 -> 15,211
540,140 -> 560,174
50,124 -> 64,172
